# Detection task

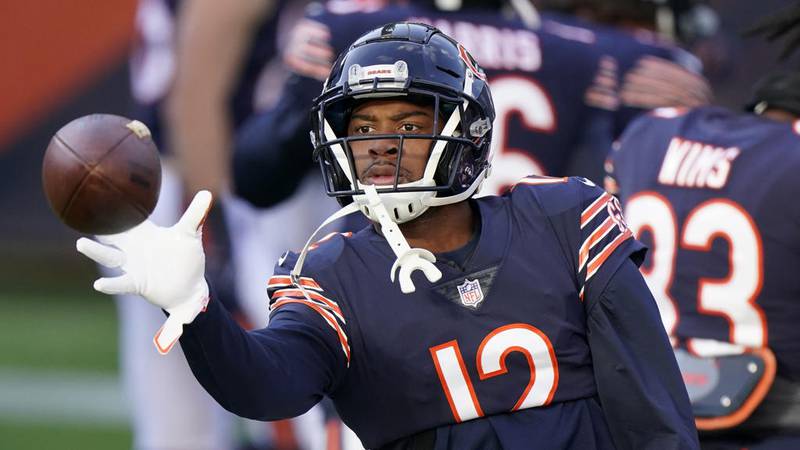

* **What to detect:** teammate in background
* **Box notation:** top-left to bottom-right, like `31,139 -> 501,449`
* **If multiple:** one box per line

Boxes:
129,0 -> 320,448
77,23 -> 699,450
608,4 -> 800,448
164,0 -> 284,327
123,1 -> 240,448
533,0 -> 713,181
163,1 -> 342,449
536,0 -> 714,134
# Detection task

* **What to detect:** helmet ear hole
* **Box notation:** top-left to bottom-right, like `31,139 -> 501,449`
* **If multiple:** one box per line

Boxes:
318,145 -> 356,207
433,144 -> 456,186
321,148 -> 351,192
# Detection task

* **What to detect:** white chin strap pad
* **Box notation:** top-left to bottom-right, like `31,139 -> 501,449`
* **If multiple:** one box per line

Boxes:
363,185 -> 442,293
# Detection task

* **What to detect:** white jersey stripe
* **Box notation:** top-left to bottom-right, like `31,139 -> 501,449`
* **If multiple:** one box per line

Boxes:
271,288 -> 345,323
580,192 -> 612,229
586,229 -> 633,281
515,176 -> 569,186
267,275 -> 324,292
578,216 -> 615,271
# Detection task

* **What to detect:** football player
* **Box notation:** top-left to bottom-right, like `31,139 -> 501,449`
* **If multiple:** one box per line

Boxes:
235,2 -> 613,445
77,23 -> 698,450
534,0 -> 713,180
608,3 -> 800,448
536,0 -> 713,133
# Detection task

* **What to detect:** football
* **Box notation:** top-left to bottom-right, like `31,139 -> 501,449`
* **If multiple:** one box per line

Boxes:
42,114 -> 161,235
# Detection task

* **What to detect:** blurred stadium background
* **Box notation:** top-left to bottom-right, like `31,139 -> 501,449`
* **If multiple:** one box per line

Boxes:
0,1 -> 795,448
1,2 -> 136,448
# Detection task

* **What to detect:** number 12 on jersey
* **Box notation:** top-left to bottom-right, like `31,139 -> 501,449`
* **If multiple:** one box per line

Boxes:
429,323 -> 559,422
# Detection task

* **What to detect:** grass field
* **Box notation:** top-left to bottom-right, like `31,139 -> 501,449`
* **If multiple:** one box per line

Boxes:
0,256 -> 132,449
0,422 -> 130,450
0,293 -> 119,371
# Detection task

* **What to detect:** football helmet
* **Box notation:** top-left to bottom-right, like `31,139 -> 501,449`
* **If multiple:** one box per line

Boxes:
746,70 -> 800,117
310,22 -> 495,224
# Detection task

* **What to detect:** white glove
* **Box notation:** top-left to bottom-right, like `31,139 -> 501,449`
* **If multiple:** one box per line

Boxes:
76,190 -> 213,355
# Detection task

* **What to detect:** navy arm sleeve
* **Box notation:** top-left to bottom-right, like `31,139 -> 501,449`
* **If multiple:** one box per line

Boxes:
587,257 -> 699,450
178,294 -> 347,420
232,74 -> 321,208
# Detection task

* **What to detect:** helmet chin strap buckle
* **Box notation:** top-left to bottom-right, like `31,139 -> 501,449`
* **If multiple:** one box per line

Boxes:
363,185 -> 442,293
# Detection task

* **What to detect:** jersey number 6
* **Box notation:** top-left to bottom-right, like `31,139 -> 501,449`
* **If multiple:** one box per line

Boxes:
429,323 -> 559,422
482,76 -> 555,195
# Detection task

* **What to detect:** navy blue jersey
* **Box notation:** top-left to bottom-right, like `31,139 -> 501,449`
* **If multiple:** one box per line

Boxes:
611,106 -> 800,382
234,3 -> 618,207
541,12 -> 705,138
178,178 -> 698,449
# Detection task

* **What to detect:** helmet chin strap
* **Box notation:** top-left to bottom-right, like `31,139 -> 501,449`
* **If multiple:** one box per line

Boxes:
423,166 -> 488,207
290,185 -> 443,295
362,185 -> 442,293
291,201 -> 361,285
290,169 -> 488,293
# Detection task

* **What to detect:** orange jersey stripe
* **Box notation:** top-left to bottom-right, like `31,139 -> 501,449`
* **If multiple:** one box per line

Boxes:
586,229 -> 633,280
267,275 -> 323,291
581,192 -> 612,229
272,298 -> 350,364
271,288 -> 344,322
578,217 -> 615,271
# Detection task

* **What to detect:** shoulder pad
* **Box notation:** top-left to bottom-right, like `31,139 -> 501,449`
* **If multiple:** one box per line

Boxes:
273,231 -> 353,276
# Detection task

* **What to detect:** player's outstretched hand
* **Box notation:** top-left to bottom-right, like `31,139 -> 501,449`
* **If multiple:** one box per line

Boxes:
76,190 -> 213,355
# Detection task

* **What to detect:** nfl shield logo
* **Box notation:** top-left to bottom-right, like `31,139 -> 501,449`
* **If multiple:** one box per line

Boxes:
457,279 -> 484,308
